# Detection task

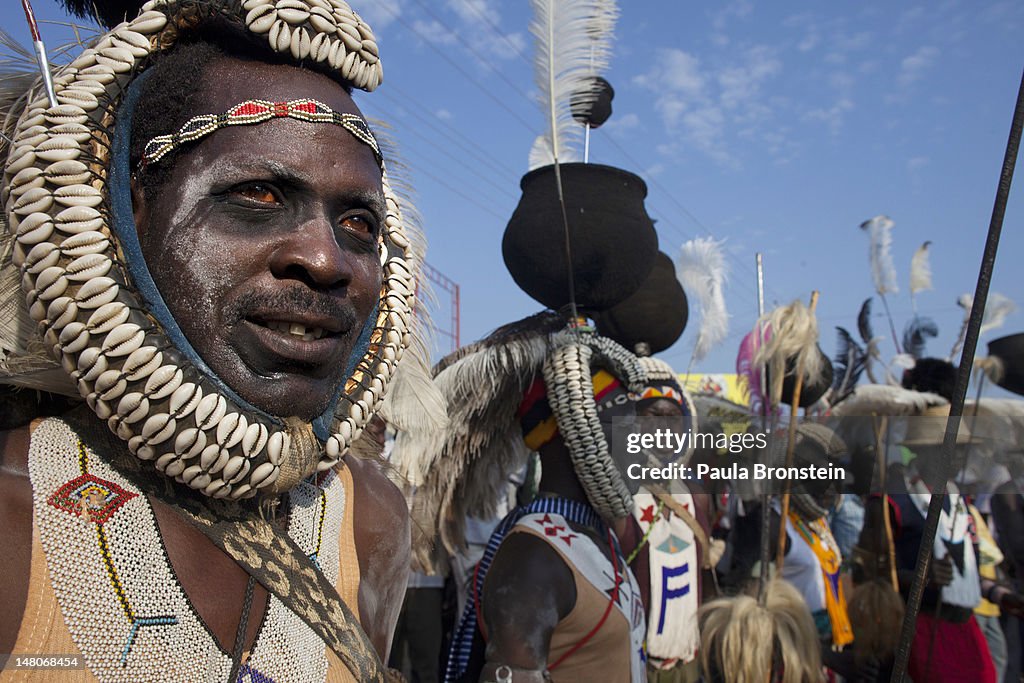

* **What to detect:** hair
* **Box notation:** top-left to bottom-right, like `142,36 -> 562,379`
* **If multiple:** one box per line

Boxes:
847,579 -> 904,667
126,11 -> 353,202
699,580 -> 822,683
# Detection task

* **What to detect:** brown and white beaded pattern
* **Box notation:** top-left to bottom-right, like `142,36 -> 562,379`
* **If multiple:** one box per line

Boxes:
2,0 -> 417,499
28,418 -> 347,681
541,331 -> 646,520
637,355 -> 698,430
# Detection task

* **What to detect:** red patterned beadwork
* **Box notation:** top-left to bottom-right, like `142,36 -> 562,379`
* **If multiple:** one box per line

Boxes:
48,473 -> 138,525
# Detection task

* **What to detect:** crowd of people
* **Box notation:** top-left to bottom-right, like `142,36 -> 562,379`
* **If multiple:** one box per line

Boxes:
1,1 -> 1022,682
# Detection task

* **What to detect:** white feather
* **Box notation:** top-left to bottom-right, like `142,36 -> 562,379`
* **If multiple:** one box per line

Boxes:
860,215 -> 899,295
677,238 -> 729,362
949,292 -> 1017,360
910,241 -> 933,295
527,0 -> 619,170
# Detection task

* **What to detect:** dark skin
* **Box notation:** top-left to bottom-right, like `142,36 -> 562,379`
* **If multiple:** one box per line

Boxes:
0,57 -> 408,661
479,390 -> 636,682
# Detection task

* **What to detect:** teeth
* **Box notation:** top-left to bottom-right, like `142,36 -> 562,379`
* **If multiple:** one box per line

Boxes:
266,320 -> 325,340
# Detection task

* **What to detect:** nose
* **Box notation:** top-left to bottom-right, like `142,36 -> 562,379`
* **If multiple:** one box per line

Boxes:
268,213 -> 351,288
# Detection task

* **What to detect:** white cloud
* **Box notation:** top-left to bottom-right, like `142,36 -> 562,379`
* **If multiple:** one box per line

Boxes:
898,46 -> 940,86
446,0 -> 500,25
436,108 -> 453,121
412,19 -> 457,45
634,49 -> 705,98
717,46 -> 781,110
602,112 -> 640,132
354,0 -> 401,30
907,156 -> 929,171
803,98 -> 853,135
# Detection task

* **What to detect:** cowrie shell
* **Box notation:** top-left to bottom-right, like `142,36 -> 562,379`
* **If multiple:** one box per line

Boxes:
290,26 -> 311,60
194,393 -> 227,431
13,187 -> 53,216
101,322 -> 145,357
54,206 -> 103,233
186,471 -> 213,491
309,7 -> 336,34
10,166 -> 46,193
164,458 -> 186,478
122,346 -> 162,381
117,392 -> 150,424
61,230 -> 109,257
169,382 -> 203,417
47,296 -> 79,330
24,240 -> 60,274
176,428 -> 207,458
229,483 -> 254,500
145,365 -> 183,400
44,104 -> 88,126
46,159 -> 92,186
270,20 -> 292,52
5,144 -> 37,174
223,455 -> 250,483
66,253 -> 112,281
54,185 -> 103,207
204,480 -> 228,497
77,347 -> 108,381
96,46 -> 135,73
215,412 -> 247,448
86,301 -> 129,335
55,88 -> 98,113
111,29 -> 151,57
249,462 -> 278,489
277,1 -> 310,25
76,276 -> 119,308
130,10 -> 168,34
141,412 -> 176,444
310,32 -> 331,62
95,369 -> 126,400
155,452 -> 177,471
266,430 -> 289,464
77,65 -> 117,85
242,423 -> 269,459
247,4 -> 278,33
35,266 -> 69,301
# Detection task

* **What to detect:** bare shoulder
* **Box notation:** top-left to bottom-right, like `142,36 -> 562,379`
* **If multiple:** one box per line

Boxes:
344,455 -> 410,659
0,423 -> 36,653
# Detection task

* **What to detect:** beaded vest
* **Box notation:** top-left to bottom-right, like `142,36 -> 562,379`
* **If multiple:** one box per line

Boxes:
20,417 -> 356,682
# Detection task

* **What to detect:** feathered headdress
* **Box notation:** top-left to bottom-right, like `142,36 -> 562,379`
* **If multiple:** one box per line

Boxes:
752,300 -> 824,407
950,292 -> 1017,361
909,240 -> 933,311
527,0 -> 619,169
677,237 -> 729,364
832,327 -> 867,404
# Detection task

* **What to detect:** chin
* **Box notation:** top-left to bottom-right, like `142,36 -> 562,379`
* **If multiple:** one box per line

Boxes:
240,376 -> 338,422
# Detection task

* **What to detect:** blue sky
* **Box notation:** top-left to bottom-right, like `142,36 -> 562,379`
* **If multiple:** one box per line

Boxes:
5,0 -> 1024,396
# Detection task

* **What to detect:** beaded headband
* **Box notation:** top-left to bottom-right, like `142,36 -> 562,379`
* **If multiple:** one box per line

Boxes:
139,98 -> 383,170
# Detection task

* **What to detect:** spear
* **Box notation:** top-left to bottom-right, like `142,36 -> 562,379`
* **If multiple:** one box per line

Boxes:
20,0 -> 58,108
890,66 -> 1024,682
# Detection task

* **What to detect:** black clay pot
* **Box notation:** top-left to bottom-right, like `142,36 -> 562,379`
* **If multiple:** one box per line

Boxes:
592,252 -> 688,354
780,346 -> 834,407
502,163 -> 658,313
988,333 -> 1024,396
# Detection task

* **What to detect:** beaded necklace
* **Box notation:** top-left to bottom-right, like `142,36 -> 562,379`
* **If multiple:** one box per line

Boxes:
29,417 -> 346,682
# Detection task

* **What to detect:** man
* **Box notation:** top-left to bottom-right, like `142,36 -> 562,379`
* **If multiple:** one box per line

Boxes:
622,356 -> 714,683
398,314 -> 648,683
0,1 -> 430,680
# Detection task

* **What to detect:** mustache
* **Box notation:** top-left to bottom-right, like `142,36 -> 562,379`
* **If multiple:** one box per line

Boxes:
226,287 -> 359,330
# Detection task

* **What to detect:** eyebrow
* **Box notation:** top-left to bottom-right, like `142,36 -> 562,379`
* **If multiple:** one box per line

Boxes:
256,159 -> 388,219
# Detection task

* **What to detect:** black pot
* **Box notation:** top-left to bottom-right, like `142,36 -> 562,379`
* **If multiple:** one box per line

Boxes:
780,346 -> 834,407
503,163 -> 658,313
988,333 -> 1024,396
592,252 -> 688,354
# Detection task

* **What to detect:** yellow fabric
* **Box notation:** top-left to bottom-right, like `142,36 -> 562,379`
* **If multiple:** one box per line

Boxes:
970,504 -> 1003,617
788,512 -> 854,647
6,463 -> 363,682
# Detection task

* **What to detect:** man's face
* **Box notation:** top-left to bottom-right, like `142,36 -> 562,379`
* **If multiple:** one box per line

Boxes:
134,58 -> 383,421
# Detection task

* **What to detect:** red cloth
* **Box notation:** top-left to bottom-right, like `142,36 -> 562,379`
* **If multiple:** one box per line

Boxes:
909,612 -> 996,683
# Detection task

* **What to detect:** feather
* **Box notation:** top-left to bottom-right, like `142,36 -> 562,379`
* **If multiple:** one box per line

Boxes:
902,316 -> 939,360
832,327 -> 866,403
397,312 -> 564,558
676,238 -> 729,362
909,241 -> 933,297
860,215 -> 899,295
857,298 -> 874,345
950,292 -> 1018,360
527,0 -> 619,169
56,0 -> 145,29
980,293 -> 1017,336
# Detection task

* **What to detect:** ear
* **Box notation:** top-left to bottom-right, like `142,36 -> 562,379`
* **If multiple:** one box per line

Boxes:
130,174 -> 148,241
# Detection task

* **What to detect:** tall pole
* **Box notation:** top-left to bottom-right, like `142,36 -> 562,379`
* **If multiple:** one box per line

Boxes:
891,67 -> 1024,681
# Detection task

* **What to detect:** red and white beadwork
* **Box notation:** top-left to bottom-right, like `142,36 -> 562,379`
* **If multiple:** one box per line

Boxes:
141,98 -> 382,168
